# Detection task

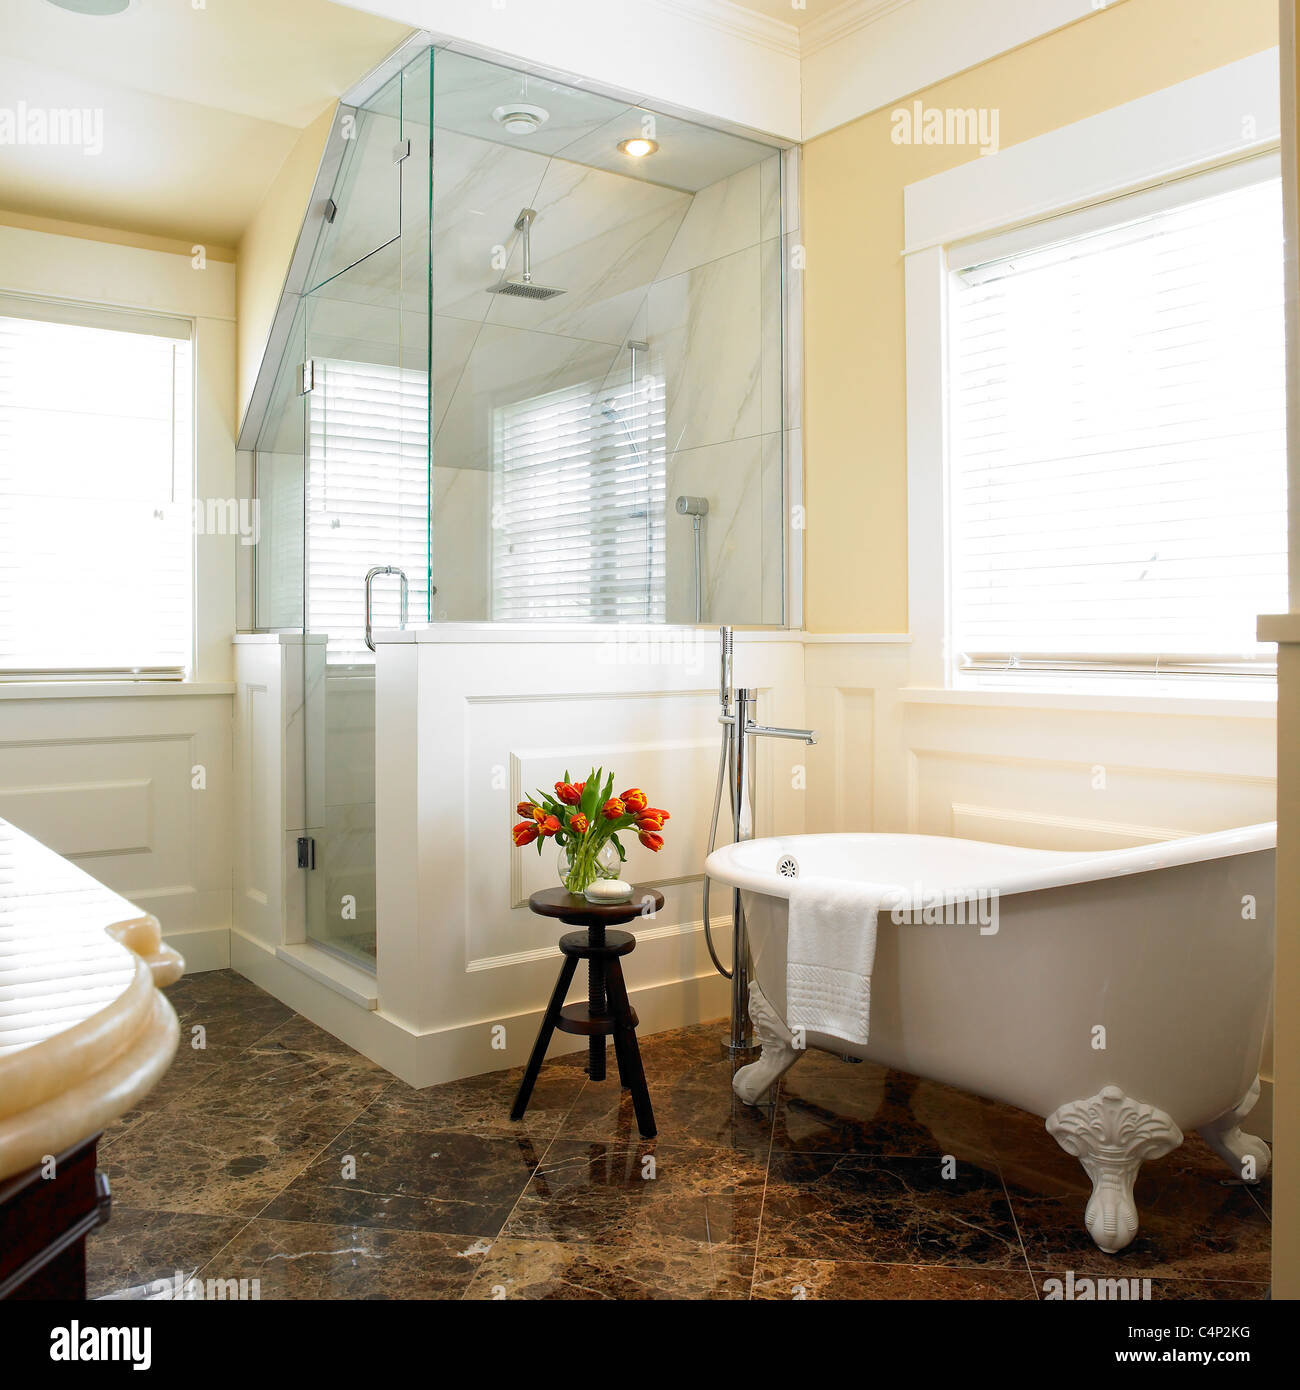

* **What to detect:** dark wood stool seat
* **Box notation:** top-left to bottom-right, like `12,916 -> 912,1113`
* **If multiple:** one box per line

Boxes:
510,888 -> 662,1139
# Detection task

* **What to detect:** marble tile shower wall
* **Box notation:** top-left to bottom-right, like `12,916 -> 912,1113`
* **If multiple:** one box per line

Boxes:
427,132 -> 785,624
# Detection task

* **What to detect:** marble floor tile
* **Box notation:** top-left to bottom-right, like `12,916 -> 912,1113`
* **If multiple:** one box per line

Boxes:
463,1235 -> 751,1300
260,1122 -> 544,1237
1033,1272 -> 1270,1302
751,1257 -> 1038,1301
367,1060 -> 583,1142
759,1151 -> 1024,1269
87,1208 -> 248,1300
504,1137 -> 765,1253
772,1053 -> 1002,1162
195,1219 -> 486,1300
1006,1142 -> 1273,1282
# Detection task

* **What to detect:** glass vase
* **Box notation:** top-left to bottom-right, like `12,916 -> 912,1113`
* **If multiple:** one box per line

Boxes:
558,838 -> 621,895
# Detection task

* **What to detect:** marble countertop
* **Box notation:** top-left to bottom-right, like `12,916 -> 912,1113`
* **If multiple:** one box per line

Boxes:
0,817 -> 183,1181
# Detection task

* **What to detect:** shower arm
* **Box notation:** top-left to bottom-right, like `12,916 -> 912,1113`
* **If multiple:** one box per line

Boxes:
515,208 -> 536,284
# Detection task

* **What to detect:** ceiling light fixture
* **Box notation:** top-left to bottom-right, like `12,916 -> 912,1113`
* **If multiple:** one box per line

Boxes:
492,103 -> 550,136
43,0 -> 135,14
617,138 -> 660,158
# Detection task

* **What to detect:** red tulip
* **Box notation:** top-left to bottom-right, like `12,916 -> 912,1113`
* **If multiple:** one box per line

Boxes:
513,822 -> 538,847
575,781 -> 586,794
538,814 -> 561,838
517,801 -> 539,818
569,812 -> 589,834
531,805 -> 549,824
621,788 -> 648,813
555,782 -> 581,805
636,810 -> 666,832
637,830 -> 664,852
646,807 -> 670,822
602,798 -> 625,821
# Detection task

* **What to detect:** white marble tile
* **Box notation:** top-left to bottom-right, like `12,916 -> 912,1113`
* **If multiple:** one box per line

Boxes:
760,153 -> 782,245
649,245 -> 762,455
761,236 -> 784,437
664,435 -> 764,625
655,163 -> 760,281
432,130 -> 552,323
484,159 -> 689,345
760,431 -> 786,626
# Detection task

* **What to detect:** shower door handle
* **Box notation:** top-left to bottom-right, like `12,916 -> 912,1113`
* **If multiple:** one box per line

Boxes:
364,566 -> 409,652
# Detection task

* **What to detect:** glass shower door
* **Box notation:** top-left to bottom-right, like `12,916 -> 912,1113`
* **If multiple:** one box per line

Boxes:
297,52 -> 433,969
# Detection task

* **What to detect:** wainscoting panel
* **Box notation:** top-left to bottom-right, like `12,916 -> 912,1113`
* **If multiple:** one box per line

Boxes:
0,690 -> 234,968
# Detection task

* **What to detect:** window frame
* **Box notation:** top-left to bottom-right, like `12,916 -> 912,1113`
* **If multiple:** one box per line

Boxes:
902,49 -> 1284,694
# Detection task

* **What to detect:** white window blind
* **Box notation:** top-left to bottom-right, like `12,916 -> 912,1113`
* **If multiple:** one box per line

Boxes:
306,358 -> 429,664
947,162 -> 1287,679
491,367 -> 666,621
0,298 -> 193,679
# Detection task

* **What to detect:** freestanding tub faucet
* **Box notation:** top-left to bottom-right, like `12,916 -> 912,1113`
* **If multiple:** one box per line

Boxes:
702,625 -> 816,1060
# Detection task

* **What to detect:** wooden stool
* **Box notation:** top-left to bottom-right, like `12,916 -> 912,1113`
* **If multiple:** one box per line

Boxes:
510,886 -> 663,1139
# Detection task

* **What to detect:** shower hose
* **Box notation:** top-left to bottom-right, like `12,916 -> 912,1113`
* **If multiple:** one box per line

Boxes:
702,720 -> 755,981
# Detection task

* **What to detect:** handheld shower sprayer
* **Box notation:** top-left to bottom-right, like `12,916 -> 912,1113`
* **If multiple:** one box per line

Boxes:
676,496 -> 709,623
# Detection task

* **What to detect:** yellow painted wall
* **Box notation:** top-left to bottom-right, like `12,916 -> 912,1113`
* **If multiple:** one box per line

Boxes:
235,102 -> 336,432
801,0 -> 1280,633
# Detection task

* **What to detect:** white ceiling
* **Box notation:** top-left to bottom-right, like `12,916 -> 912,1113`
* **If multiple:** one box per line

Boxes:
0,0 -> 412,248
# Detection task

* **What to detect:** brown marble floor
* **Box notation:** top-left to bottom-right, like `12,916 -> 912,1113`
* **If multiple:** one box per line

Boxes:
87,970 -> 1272,1301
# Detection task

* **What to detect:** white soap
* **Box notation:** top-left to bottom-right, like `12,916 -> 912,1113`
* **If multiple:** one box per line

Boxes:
585,878 -> 633,903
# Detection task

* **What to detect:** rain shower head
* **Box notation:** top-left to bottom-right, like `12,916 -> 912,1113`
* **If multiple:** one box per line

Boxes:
488,208 -> 566,301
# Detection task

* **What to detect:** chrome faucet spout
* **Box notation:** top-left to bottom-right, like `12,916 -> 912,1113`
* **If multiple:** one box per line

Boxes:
744,721 -> 818,745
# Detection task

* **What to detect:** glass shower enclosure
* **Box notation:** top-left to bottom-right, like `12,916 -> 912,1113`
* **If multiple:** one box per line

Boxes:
251,42 -> 788,969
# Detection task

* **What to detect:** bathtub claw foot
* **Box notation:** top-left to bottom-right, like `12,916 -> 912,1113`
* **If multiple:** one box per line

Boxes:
1197,1078 -> 1271,1183
1046,1086 -> 1183,1254
732,982 -> 802,1106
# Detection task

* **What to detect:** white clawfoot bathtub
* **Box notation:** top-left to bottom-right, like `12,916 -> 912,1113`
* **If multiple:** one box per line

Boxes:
704,825 -> 1275,1253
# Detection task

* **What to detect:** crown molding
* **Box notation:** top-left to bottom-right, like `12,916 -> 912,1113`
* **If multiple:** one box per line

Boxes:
648,0 -> 802,60
801,0 -> 916,58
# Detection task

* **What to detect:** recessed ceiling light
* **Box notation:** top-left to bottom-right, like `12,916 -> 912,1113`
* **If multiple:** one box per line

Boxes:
492,103 -> 550,136
43,0 -> 135,14
617,138 -> 660,159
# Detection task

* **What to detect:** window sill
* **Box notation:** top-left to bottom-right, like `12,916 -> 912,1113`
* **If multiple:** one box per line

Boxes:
902,681 -> 1277,720
0,680 -> 235,700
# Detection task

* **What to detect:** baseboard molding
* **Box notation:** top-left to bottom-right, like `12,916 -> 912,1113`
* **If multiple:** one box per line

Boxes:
163,925 -> 229,973
229,927 -> 730,1088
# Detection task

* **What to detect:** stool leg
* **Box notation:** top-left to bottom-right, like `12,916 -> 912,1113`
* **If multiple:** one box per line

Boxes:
588,953 -> 607,1083
511,954 -> 578,1121
607,959 -> 656,1138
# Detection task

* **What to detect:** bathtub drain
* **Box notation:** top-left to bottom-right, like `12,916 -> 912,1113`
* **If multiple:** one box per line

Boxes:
777,855 -> 799,879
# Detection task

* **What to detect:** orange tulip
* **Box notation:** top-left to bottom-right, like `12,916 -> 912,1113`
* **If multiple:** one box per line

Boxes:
621,788 -> 648,813
512,822 -> 539,847
646,807 -> 670,822
602,798 -> 625,821
569,812 -> 589,834
555,782 -> 581,805
532,805 -> 549,824
637,830 -> 664,852
636,810 -> 666,832
538,814 -> 561,838
517,801 -> 538,818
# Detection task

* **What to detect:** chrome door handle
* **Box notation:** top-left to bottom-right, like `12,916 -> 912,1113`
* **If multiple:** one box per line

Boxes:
364,566 -> 409,651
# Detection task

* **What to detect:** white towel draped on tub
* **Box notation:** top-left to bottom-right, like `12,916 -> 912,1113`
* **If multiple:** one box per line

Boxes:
784,878 -> 890,1047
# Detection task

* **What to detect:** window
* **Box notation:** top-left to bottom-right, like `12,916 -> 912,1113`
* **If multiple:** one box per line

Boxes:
947,159 -> 1287,680
491,363 -> 666,621
0,297 -> 193,679
306,358 -> 429,664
